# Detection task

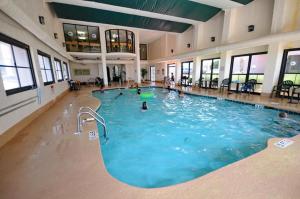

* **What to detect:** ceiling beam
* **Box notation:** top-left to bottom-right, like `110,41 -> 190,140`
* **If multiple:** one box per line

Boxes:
189,0 -> 242,9
47,0 -> 199,25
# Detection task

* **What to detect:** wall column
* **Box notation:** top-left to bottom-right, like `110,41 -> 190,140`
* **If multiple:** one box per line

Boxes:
99,26 -> 108,85
175,60 -> 181,83
218,50 -> 232,86
262,42 -> 283,94
192,56 -> 201,85
134,31 -> 141,84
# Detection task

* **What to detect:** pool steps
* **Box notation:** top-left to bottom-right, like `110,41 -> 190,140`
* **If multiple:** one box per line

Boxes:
76,106 -> 108,140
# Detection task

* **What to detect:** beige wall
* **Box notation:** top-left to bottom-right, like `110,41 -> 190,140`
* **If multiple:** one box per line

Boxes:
200,12 -> 224,49
0,10 -> 69,135
228,0 -> 274,43
70,62 -> 100,82
278,0 -> 300,32
12,0 -> 65,49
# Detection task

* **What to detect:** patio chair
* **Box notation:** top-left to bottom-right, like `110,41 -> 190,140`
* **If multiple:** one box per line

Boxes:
211,78 -> 219,88
219,78 -> 229,92
68,80 -> 80,91
241,79 -> 257,94
289,87 -> 300,103
270,80 -> 294,98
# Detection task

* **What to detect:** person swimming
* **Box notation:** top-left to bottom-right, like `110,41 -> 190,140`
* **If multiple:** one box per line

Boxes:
279,112 -> 288,118
137,88 -> 141,95
178,90 -> 184,98
141,101 -> 148,111
114,92 -> 123,99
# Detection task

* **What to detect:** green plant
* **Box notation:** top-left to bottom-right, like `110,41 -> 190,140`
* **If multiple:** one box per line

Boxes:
141,68 -> 148,80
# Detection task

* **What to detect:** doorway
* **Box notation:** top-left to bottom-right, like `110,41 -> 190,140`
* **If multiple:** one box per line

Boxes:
167,64 -> 176,81
150,66 -> 155,82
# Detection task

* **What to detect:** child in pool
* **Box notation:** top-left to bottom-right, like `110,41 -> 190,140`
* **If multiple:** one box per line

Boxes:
141,101 -> 148,111
178,90 -> 184,98
137,88 -> 141,95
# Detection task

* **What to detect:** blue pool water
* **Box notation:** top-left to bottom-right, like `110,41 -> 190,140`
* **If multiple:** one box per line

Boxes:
93,87 -> 300,188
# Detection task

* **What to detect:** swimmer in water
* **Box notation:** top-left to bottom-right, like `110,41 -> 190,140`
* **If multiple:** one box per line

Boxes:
137,88 -> 141,95
279,112 -> 288,118
178,90 -> 184,98
114,92 -> 123,99
141,101 -> 148,111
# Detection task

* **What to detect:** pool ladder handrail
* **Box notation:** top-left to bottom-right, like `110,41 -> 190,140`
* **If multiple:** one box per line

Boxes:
77,107 -> 108,139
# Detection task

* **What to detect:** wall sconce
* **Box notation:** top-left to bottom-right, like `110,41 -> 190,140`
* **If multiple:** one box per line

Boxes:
54,33 -> 58,39
171,49 -> 174,53
211,37 -> 215,42
248,25 -> 255,32
39,16 -> 45,25
187,43 -> 191,48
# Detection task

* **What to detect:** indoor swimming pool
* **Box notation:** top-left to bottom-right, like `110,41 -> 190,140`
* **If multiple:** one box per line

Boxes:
93,87 -> 300,188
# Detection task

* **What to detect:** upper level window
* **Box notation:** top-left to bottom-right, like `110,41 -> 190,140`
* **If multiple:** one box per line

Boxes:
105,29 -> 135,53
63,23 -> 100,53
0,33 -> 36,95
140,44 -> 147,60
54,58 -> 63,82
62,62 -> 69,80
38,51 -> 54,86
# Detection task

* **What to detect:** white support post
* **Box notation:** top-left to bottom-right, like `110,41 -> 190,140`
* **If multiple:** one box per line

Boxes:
221,9 -> 233,44
99,26 -> 108,86
262,42 -> 283,94
135,31 -> 141,84
175,60 -> 181,83
192,56 -> 201,85
218,51 -> 232,86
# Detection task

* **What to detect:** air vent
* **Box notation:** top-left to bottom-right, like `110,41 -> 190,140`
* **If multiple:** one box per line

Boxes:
248,25 -> 255,32
39,16 -> 45,25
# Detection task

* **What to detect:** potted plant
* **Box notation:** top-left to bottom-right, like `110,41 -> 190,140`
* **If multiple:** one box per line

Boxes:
141,68 -> 148,82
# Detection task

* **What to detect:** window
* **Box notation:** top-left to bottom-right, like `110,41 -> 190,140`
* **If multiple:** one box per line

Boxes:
38,51 -> 54,85
62,62 -> 69,80
200,58 -> 220,88
140,44 -> 147,60
0,33 -> 36,95
278,48 -> 300,87
229,52 -> 267,93
181,61 -> 193,86
105,29 -> 135,53
63,23 -> 100,53
54,58 -> 63,81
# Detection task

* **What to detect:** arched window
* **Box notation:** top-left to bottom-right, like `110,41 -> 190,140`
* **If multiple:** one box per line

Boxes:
105,29 -> 135,53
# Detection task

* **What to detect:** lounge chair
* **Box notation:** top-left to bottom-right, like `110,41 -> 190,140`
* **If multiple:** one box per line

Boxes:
211,78 -> 219,88
241,79 -> 257,94
220,78 -> 229,92
289,87 -> 300,103
270,80 -> 294,98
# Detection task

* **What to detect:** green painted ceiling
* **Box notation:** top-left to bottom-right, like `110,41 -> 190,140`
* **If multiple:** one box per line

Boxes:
51,0 -> 254,33
85,0 -> 221,22
51,3 -> 191,33
231,0 -> 254,5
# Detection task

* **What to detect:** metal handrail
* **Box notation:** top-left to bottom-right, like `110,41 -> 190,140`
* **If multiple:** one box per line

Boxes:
79,107 -> 105,124
77,111 -> 108,139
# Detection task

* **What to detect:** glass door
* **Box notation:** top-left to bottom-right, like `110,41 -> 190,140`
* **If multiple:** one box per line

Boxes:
229,52 -> 267,93
167,64 -> 176,81
181,61 -> 193,86
200,58 -> 220,88
150,66 -> 155,82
